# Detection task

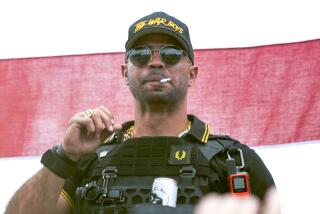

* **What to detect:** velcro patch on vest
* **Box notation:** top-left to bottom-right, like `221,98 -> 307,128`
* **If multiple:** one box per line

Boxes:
168,145 -> 191,165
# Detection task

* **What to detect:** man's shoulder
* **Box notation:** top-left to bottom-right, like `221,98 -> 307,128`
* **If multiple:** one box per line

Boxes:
187,114 -> 248,149
206,134 -> 256,157
207,134 -> 240,147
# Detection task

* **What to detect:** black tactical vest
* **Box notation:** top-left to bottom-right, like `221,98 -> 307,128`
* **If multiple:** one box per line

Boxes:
74,136 -> 233,214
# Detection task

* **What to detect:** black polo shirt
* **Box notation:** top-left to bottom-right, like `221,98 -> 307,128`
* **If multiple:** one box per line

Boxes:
61,115 -> 275,208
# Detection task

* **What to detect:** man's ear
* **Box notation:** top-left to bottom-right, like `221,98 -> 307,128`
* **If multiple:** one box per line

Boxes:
188,65 -> 198,87
121,64 -> 129,85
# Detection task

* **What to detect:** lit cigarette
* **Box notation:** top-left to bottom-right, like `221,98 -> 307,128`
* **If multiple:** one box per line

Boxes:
160,78 -> 171,83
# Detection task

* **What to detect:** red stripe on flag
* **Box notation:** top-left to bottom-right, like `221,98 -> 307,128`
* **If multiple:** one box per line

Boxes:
0,39 -> 319,157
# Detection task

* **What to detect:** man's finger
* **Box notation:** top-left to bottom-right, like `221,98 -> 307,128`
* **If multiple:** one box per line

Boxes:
98,106 -> 115,124
69,114 -> 96,135
100,110 -> 114,132
91,110 -> 106,137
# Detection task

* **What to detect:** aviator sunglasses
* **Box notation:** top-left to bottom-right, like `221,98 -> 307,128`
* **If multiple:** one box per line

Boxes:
126,45 -> 189,67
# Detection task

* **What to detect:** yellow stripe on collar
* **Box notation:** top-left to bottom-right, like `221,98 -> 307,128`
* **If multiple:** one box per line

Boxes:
61,189 -> 74,209
204,125 -> 211,143
201,124 -> 210,143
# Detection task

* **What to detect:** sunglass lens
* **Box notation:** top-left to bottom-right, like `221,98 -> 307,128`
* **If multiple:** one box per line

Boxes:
129,47 -> 151,67
160,46 -> 183,65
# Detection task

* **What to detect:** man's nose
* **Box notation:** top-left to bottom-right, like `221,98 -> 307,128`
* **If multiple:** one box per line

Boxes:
148,51 -> 164,68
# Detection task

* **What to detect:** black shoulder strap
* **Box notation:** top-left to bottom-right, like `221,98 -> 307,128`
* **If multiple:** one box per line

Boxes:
95,131 -> 121,160
199,135 -> 237,161
95,144 -> 118,160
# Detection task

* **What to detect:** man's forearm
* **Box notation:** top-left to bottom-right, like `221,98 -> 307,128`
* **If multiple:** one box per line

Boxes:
5,167 -> 65,214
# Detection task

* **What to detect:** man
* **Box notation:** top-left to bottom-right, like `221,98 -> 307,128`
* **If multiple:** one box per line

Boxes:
5,12 -> 275,214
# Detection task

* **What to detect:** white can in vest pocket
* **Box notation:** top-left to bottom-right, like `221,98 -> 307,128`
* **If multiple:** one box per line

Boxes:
152,177 -> 178,207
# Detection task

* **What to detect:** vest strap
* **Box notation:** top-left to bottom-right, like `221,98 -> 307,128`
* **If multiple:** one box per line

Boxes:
96,144 -> 118,160
199,137 -> 237,161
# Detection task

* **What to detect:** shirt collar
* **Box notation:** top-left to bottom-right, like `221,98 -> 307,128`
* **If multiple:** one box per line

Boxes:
106,115 -> 210,144
184,115 -> 211,144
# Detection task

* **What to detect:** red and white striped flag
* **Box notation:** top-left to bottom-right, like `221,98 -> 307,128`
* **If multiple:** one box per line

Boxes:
1,39 -> 319,157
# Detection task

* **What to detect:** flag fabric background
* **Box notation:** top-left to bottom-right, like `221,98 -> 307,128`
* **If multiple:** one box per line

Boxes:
1,39 -> 319,157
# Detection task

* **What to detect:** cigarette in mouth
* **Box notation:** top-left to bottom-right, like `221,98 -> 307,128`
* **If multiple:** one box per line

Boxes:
160,78 -> 171,83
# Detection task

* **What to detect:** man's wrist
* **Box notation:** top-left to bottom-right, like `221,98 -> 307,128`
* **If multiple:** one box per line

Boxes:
56,144 -> 81,162
40,145 -> 79,179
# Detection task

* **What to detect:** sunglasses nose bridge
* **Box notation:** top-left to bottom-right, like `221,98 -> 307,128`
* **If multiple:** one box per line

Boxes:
148,49 -> 164,67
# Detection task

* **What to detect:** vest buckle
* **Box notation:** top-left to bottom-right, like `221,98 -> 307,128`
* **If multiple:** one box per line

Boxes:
97,166 -> 122,204
179,165 -> 196,184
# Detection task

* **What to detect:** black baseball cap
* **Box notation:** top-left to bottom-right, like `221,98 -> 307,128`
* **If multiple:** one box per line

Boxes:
125,11 -> 194,64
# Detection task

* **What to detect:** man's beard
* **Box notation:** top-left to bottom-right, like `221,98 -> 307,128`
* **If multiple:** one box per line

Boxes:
127,68 -> 189,106
129,82 -> 187,106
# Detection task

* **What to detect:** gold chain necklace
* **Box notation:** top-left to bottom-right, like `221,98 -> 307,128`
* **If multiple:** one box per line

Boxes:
122,121 -> 192,141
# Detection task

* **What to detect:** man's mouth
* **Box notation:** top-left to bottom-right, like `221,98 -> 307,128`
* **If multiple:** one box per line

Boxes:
142,75 -> 169,84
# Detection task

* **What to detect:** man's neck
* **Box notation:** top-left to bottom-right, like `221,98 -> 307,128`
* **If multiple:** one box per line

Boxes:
133,102 -> 189,137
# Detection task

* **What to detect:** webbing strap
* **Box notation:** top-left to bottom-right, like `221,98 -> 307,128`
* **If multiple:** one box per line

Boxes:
198,136 -> 236,161
95,144 -> 117,159
94,136 -> 237,177
93,137 -> 212,177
